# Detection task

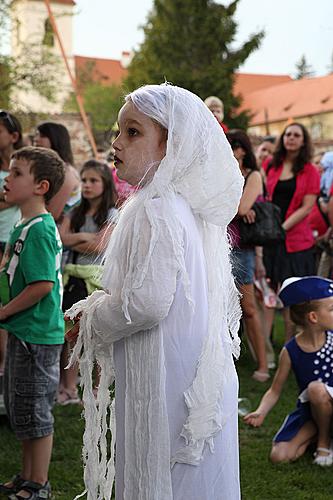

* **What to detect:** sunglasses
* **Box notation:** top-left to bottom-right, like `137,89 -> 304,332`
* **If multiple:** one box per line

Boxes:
284,132 -> 302,138
0,110 -> 17,132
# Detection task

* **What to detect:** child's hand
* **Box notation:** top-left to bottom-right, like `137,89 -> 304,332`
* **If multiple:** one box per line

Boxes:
243,411 -> 265,427
64,313 -> 81,345
242,209 -> 256,224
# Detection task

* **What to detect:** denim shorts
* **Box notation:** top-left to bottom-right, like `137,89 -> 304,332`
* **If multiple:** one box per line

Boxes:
4,335 -> 62,440
232,247 -> 255,286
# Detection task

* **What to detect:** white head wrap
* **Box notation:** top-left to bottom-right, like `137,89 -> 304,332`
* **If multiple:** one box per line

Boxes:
68,84 -> 243,499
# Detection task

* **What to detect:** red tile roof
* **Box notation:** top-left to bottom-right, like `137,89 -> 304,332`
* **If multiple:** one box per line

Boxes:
29,0 -> 75,4
239,73 -> 333,125
74,55 -> 127,86
233,72 -> 292,98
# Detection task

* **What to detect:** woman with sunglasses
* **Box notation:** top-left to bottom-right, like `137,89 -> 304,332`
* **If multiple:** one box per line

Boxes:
0,110 -> 23,375
263,123 -> 320,340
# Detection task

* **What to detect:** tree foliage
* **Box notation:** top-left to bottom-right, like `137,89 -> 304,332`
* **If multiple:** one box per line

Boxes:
295,54 -> 314,80
0,0 -> 60,110
125,0 -> 264,128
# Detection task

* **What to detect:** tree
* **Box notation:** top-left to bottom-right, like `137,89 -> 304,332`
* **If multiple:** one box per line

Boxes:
125,0 -> 264,129
64,61 -> 123,141
295,54 -> 314,79
0,0 -> 60,109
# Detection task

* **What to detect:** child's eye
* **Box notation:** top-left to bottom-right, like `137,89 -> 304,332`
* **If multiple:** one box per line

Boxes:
128,128 -> 138,136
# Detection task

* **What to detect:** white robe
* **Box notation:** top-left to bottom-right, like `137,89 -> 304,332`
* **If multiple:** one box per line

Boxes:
88,195 -> 240,500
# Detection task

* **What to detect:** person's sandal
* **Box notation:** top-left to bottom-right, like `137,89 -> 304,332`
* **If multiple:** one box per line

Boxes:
313,447 -> 333,467
57,388 -> 81,406
0,474 -> 26,495
10,480 -> 51,499
252,370 -> 270,382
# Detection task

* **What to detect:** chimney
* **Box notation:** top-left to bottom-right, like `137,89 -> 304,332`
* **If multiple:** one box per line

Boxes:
121,51 -> 133,69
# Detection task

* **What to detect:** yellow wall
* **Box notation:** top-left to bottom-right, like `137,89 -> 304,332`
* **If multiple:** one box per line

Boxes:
248,111 -> 333,140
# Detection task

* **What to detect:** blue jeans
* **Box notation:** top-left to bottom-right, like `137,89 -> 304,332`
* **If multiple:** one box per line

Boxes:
232,248 -> 255,286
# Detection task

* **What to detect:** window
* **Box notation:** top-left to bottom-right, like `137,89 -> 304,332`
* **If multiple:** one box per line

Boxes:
43,18 -> 54,47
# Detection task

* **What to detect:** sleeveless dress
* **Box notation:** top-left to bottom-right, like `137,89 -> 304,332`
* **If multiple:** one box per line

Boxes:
274,331 -> 333,442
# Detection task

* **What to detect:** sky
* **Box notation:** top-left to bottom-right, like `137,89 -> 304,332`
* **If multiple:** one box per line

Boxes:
73,0 -> 333,78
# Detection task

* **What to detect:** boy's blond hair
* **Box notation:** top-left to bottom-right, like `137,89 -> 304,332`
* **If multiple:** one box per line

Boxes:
204,95 -> 224,110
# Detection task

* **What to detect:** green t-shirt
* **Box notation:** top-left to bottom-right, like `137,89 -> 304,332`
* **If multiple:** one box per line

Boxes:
0,213 -> 64,344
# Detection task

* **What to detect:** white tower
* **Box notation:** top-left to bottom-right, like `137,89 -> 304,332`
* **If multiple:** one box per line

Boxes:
10,0 -> 75,113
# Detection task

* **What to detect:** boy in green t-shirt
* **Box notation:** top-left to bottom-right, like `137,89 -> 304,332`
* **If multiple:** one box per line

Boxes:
0,146 -> 65,499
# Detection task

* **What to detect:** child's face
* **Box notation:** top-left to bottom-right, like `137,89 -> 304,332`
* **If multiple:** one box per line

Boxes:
207,104 -> 224,123
256,141 -> 274,164
81,168 -> 104,201
4,158 -> 41,206
112,101 -> 167,186
313,297 -> 333,330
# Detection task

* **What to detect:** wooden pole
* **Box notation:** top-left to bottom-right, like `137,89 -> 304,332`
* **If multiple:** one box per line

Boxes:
43,0 -> 98,158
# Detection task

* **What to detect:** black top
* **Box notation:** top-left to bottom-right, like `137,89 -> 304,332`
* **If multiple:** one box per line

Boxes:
273,177 -> 296,221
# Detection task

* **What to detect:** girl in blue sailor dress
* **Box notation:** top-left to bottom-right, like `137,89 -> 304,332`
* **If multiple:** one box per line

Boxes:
244,276 -> 333,467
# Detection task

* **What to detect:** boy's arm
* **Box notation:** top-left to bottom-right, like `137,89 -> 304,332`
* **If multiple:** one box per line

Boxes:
0,281 -> 53,321
243,347 -> 291,427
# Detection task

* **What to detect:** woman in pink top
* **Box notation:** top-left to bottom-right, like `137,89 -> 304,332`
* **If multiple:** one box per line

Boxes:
263,122 -> 320,339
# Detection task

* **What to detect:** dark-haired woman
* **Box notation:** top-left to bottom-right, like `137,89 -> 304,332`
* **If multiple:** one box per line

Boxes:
0,111 -> 23,255
0,111 -> 23,375
58,160 -> 118,404
263,123 -> 320,340
227,130 -> 269,382
35,121 -> 81,221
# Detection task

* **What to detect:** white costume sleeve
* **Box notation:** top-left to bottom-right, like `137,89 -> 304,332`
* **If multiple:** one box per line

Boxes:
68,200 -> 180,344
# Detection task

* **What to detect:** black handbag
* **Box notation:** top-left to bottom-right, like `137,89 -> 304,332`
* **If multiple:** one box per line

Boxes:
239,201 -> 285,247
62,251 -> 88,312
62,275 -> 88,312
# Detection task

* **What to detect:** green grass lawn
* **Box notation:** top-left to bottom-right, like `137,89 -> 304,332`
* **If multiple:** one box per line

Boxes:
1,314 -> 333,499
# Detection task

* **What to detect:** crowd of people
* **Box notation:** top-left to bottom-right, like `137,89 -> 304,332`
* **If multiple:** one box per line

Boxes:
0,83 -> 333,499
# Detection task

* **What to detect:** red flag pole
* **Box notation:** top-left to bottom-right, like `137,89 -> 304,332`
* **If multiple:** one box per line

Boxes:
43,0 -> 98,158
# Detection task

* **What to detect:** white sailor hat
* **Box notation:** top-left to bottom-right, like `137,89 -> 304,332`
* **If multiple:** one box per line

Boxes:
279,276 -> 333,307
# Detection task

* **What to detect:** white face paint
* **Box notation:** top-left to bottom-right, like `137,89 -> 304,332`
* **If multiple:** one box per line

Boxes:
112,101 -> 167,186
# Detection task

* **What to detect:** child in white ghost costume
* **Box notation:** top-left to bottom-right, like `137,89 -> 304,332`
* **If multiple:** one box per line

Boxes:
66,84 -> 244,500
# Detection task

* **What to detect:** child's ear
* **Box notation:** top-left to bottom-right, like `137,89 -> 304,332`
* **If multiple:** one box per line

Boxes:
35,179 -> 50,197
308,310 -> 318,324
